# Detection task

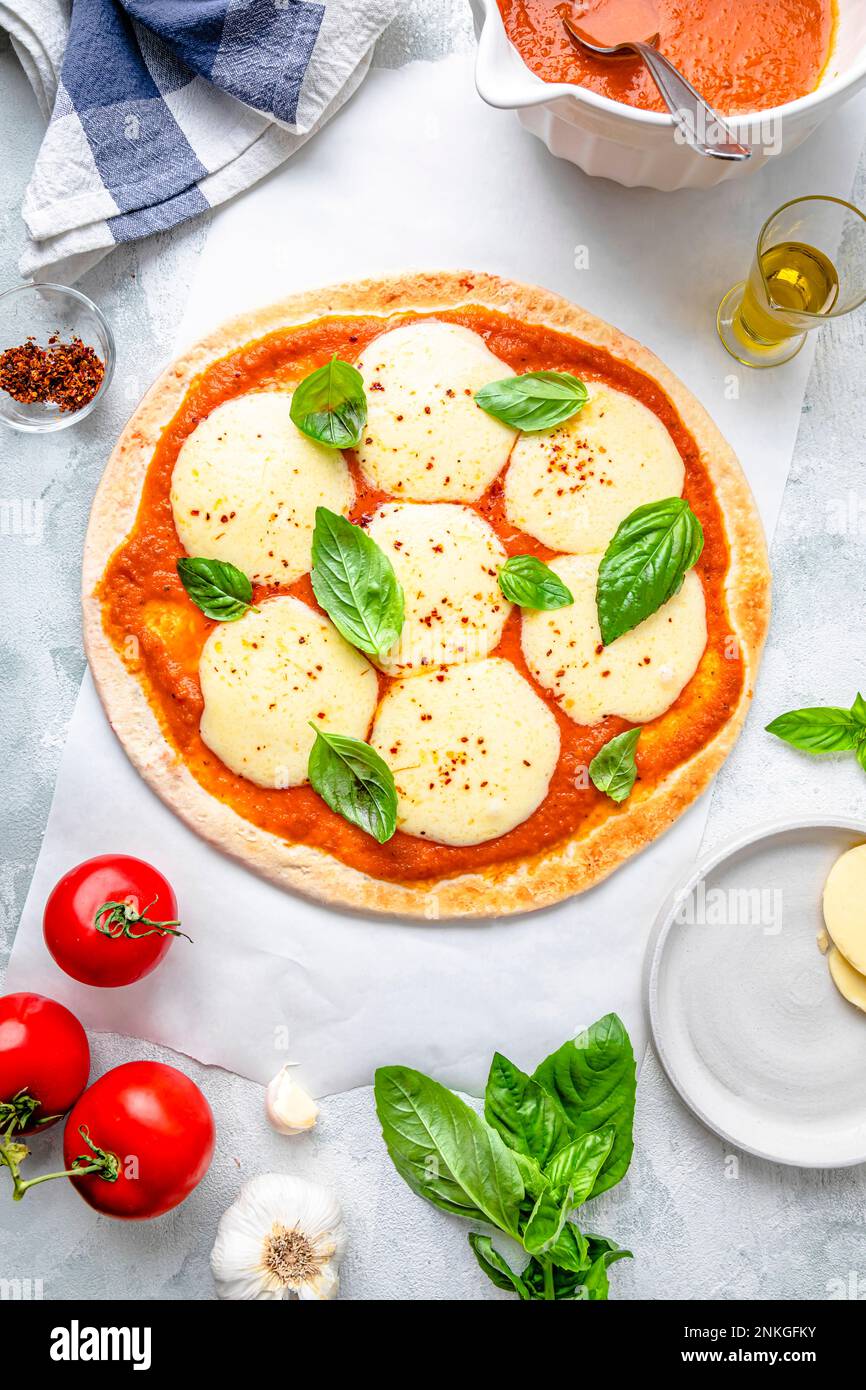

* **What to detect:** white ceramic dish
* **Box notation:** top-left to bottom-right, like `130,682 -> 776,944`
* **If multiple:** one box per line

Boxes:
645,818 -> 866,1168
471,0 -> 866,190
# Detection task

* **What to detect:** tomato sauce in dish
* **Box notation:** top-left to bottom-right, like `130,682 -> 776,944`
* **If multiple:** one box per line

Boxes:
100,304 -> 744,886
497,0 -> 836,115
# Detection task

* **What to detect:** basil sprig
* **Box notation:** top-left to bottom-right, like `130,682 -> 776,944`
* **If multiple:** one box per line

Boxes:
311,507 -> 404,659
597,497 -> 704,646
176,556 -> 255,622
498,554 -> 573,610
767,694 -> 866,770
290,355 -> 367,449
375,1013 -> 636,1301
474,371 -> 588,432
307,725 -> 397,843
589,727 -> 642,804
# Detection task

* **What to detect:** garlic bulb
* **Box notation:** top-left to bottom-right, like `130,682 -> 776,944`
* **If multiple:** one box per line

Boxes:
211,1173 -> 345,1300
265,1066 -> 319,1134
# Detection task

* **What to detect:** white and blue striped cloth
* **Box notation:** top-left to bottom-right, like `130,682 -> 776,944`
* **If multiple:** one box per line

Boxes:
2,0 -> 400,280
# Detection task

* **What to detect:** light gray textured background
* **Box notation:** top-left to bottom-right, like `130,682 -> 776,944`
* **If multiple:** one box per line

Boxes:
2,3 -> 866,1301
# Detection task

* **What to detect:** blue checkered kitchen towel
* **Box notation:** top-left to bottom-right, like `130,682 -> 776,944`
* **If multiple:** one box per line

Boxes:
2,0 -> 401,281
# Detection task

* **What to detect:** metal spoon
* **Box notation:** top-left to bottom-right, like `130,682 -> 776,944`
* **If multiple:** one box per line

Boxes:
562,16 -> 751,161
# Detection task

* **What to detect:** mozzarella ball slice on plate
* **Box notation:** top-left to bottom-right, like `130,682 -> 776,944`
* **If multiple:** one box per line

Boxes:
366,502 -> 510,676
356,322 -> 517,502
827,947 -> 866,1014
171,391 -> 352,585
370,658 -> 559,846
521,554 -> 706,726
823,845 -> 866,974
504,383 -> 684,553
199,596 -> 378,789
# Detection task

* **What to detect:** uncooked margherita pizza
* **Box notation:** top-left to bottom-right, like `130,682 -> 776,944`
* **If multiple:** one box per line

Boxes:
83,273 -> 770,917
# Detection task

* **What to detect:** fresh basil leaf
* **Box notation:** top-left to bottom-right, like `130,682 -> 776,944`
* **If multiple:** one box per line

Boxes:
374,1066 -> 524,1236
589,727 -> 642,804
765,706 -> 863,753
290,355 -> 367,449
498,555 -> 574,611
551,1282 -> 589,1301
510,1148 -> 549,1200
176,556 -> 254,622
522,1184 -> 572,1256
387,1147 -> 486,1224
543,1128 -> 615,1206
858,739 -> 866,774
468,1234 -> 529,1299
585,1231 -> 628,1259
546,1219 -> 590,1274
596,497 -> 704,646
588,727 -> 642,804
475,371 -> 588,432
522,1254 -> 589,1300
307,726 -> 397,843
484,1053 -> 568,1165
532,1013 -> 636,1198
528,1236 -> 630,1300
311,506 -> 404,658
581,1242 -> 633,1301
852,692 -> 866,725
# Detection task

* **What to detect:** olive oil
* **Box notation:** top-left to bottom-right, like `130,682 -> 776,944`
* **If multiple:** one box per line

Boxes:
737,241 -> 840,347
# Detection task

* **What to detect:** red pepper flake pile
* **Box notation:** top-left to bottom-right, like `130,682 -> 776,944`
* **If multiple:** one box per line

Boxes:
0,333 -> 105,413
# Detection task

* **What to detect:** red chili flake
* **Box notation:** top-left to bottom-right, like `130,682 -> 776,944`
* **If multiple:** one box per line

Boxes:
0,334 -> 104,413
47,336 -> 105,411
0,339 -> 50,403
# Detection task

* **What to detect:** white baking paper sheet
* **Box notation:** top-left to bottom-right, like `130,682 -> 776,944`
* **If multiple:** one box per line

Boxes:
8,56 -> 865,1097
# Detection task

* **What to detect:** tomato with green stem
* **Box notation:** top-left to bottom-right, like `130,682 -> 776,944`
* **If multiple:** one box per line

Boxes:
1,1061 -> 215,1218
0,993 -> 90,1137
43,855 -> 190,988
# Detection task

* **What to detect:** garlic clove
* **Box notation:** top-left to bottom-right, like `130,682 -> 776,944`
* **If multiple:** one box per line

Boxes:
265,1066 -> 319,1135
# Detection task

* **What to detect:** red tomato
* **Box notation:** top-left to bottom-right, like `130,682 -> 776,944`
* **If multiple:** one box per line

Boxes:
0,993 -> 90,1136
63,1061 -> 215,1219
43,855 -> 189,988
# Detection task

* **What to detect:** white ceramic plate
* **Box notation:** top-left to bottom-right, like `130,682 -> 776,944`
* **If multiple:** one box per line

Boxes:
645,818 -> 866,1168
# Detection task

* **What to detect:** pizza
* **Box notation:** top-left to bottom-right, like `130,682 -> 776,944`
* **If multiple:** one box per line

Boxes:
83,272 -> 770,918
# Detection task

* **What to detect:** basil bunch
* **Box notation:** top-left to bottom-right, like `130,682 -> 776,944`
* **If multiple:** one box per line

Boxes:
767,694 -> 866,771
375,1013 -> 636,1300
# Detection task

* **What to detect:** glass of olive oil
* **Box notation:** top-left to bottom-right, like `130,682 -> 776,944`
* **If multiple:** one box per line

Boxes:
717,196 -> 866,368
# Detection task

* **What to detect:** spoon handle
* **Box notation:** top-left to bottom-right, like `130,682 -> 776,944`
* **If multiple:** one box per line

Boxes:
631,42 -> 751,161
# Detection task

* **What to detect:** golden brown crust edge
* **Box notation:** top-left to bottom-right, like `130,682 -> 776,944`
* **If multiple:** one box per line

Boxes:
83,271 -> 771,919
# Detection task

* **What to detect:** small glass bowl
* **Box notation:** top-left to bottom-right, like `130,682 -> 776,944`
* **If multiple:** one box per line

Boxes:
0,282 -> 115,432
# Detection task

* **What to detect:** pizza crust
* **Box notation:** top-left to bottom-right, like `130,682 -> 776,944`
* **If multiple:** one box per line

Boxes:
83,271 -> 771,919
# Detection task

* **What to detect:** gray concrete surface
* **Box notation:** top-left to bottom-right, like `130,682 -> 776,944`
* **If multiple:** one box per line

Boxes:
2,6 -> 866,1301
